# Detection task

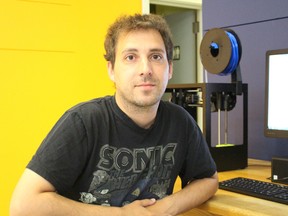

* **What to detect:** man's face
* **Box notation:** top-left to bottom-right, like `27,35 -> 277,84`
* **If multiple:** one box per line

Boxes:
108,29 -> 173,109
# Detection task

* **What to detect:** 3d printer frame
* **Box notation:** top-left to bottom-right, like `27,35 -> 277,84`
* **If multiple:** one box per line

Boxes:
166,83 -> 248,171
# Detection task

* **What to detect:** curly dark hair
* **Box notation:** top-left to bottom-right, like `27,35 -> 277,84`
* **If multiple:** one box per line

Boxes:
104,13 -> 174,67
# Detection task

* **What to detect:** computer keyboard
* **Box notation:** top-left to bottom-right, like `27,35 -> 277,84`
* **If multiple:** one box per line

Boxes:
219,177 -> 288,205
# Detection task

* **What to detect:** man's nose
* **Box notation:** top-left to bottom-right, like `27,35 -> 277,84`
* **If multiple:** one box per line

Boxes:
139,58 -> 152,76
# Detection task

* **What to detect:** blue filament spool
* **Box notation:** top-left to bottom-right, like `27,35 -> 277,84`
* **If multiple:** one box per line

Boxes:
200,28 -> 242,76
218,31 -> 240,76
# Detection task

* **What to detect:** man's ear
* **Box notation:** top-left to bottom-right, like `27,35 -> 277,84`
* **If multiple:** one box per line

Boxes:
107,61 -> 115,82
168,62 -> 173,80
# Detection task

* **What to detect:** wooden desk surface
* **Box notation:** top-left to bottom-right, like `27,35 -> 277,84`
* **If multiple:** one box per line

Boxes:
174,159 -> 287,216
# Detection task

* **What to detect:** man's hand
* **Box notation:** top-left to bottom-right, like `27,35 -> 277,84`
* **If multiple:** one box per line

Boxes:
120,199 -> 171,216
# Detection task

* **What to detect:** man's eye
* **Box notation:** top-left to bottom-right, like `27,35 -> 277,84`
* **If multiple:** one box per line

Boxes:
125,55 -> 135,61
151,54 -> 163,61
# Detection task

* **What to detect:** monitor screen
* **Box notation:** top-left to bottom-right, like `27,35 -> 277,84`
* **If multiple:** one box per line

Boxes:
264,48 -> 288,138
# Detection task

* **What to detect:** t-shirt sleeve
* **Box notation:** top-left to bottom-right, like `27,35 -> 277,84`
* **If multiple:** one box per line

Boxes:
179,116 -> 217,188
27,111 -> 89,193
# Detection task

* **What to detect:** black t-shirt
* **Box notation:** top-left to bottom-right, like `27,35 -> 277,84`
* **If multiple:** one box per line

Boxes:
27,96 -> 216,206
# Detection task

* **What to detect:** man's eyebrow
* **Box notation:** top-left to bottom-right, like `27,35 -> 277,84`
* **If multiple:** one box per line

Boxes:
121,48 -> 166,54
150,48 -> 166,53
122,48 -> 138,53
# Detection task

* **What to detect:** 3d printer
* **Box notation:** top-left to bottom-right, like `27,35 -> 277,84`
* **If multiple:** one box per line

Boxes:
166,28 -> 248,171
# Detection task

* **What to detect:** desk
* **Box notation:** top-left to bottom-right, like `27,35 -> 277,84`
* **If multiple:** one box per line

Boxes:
174,159 -> 287,216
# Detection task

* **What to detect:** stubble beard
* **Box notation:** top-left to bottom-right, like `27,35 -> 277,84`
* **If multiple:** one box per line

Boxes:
117,85 -> 164,112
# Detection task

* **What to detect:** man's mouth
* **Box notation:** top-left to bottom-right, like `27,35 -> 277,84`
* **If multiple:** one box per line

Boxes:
135,83 -> 156,90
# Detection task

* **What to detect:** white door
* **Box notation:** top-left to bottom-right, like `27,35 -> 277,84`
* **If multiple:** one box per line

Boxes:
165,11 -> 197,84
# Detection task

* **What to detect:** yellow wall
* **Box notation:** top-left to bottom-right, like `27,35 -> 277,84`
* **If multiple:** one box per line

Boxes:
0,0 -> 141,214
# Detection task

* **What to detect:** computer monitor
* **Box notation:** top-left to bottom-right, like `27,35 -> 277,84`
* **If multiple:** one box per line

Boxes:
264,48 -> 288,138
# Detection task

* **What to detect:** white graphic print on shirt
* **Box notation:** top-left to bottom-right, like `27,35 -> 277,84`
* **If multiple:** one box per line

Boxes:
80,143 -> 177,206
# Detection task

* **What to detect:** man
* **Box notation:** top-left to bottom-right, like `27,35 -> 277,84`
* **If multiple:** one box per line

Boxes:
10,14 -> 218,216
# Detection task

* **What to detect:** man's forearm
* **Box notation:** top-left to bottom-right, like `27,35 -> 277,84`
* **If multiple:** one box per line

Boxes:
147,172 -> 219,216
11,188 -> 169,216
11,191 -> 121,216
